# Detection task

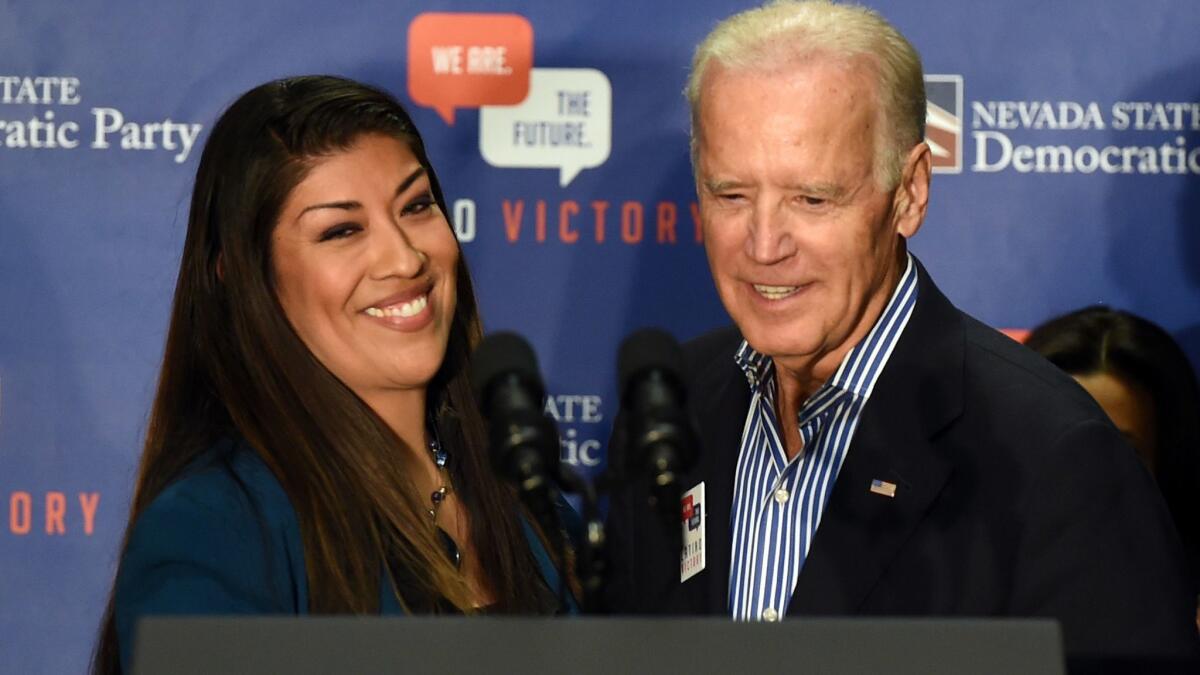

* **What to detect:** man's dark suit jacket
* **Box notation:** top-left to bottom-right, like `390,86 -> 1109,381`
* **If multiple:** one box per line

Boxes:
606,261 -> 1199,662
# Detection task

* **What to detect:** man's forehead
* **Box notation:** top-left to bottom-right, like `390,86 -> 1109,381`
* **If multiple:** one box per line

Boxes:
696,57 -> 879,145
697,73 -> 877,142
699,49 -> 877,98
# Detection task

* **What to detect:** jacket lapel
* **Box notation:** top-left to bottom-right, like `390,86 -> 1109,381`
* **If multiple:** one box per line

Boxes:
679,329 -> 751,615
790,261 -> 964,614
697,370 -> 749,614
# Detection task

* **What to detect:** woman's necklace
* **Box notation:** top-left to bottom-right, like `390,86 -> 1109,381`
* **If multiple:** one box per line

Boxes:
426,423 -> 452,521
426,419 -> 462,569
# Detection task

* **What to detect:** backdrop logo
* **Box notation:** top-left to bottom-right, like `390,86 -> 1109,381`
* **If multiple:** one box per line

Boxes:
925,74 -> 963,174
544,393 -> 604,468
969,88 -> 1200,175
407,13 -> 533,126
481,68 -> 612,187
407,12 -> 614,187
7,491 -> 101,536
498,199 -> 701,245
0,75 -> 203,163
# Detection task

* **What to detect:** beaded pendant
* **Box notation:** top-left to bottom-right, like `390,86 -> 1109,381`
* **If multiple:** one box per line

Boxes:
426,428 -> 452,521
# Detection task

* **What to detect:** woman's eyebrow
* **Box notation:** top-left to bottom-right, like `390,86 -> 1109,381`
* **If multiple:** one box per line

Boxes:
297,167 -> 428,218
393,166 -> 427,199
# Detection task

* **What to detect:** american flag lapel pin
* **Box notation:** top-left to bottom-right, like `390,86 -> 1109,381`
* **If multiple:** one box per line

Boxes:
870,479 -> 897,498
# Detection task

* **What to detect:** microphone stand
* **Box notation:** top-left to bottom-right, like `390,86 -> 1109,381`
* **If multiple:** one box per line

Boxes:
555,465 -> 607,614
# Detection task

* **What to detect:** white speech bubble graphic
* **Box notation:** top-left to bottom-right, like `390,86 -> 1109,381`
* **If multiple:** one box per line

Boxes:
480,67 -> 612,187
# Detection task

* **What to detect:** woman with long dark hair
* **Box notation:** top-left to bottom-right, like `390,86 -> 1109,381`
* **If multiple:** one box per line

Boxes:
1027,306 -> 1200,609
93,75 -> 574,673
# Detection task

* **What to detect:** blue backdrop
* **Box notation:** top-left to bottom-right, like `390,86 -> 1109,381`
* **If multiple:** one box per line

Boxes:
2,1 -> 1199,672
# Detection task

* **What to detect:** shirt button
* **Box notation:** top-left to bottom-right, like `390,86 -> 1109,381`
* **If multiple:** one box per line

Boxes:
762,607 -> 779,622
774,488 -> 790,504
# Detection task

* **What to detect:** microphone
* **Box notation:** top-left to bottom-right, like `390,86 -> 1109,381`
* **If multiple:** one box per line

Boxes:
616,328 -> 698,521
471,332 -> 605,612
469,332 -> 560,509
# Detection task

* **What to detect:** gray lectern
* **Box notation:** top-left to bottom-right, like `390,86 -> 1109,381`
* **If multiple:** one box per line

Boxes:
133,616 -> 1065,675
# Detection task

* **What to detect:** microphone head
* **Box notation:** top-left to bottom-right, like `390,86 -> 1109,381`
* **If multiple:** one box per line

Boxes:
469,331 -> 546,406
618,328 -> 683,400
469,332 -> 560,491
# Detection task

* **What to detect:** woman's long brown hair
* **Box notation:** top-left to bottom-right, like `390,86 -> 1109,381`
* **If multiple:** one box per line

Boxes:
93,76 -> 555,674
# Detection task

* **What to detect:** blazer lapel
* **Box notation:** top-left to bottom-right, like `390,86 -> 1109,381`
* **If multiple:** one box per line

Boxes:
696,370 -> 749,614
677,329 -> 751,615
790,262 -> 964,614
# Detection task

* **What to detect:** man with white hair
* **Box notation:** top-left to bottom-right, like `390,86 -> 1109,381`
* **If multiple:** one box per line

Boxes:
606,0 -> 1199,663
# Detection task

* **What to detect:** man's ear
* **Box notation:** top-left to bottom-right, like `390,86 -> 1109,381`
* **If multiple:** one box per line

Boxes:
893,141 -> 931,239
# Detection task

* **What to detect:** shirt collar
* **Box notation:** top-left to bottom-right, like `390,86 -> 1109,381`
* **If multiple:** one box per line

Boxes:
734,339 -> 772,390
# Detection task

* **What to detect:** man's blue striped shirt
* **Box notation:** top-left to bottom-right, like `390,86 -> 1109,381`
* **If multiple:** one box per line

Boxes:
728,254 -> 919,621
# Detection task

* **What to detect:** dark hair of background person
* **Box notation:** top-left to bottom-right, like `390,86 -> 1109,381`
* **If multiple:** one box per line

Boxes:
92,75 -> 557,674
1026,306 -> 1200,585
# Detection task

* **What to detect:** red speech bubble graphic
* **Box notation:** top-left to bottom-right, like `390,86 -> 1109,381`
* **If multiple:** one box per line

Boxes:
408,13 -> 533,125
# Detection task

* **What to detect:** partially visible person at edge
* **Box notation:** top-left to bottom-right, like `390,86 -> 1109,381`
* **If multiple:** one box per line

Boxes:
604,0 -> 1199,666
92,75 -> 578,674
1028,306 -> 1200,629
